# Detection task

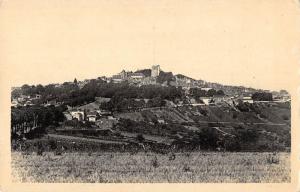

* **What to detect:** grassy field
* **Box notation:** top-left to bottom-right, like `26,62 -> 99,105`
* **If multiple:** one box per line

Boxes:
11,152 -> 290,183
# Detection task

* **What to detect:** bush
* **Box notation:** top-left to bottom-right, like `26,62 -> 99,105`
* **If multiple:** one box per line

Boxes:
232,113 -> 238,119
136,134 -> 145,143
49,139 -> 57,150
267,153 -> 280,164
282,115 -> 289,120
183,164 -> 191,172
151,156 -> 159,168
36,141 -> 44,156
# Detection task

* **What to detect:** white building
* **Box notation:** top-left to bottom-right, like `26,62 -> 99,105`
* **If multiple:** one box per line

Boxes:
151,65 -> 160,77
11,99 -> 19,107
242,96 -> 254,103
70,110 -> 85,121
87,111 -> 97,122
201,97 -> 214,105
129,73 -> 145,80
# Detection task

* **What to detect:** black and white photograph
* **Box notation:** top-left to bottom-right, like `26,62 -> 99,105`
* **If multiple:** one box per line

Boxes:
1,0 -> 299,191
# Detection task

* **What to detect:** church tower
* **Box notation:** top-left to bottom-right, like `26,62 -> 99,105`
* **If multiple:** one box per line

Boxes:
151,65 -> 160,77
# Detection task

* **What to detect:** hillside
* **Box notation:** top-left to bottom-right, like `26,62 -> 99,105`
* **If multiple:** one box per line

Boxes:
110,102 -> 290,151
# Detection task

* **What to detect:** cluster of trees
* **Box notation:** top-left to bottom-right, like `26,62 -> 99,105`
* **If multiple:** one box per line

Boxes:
189,88 -> 225,98
11,105 -> 66,128
100,96 -> 166,112
252,92 -> 273,101
156,71 -> 175,84
13,79 -> 184,107
116,118 -> 265,151
116,118 -> 188,137
11,105 -> 66,140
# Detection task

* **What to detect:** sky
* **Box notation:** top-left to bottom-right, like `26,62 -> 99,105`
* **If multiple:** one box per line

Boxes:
1,0 -> 300,91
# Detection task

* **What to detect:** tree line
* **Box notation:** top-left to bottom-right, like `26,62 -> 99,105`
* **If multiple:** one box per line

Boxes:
12,79 -> 185,107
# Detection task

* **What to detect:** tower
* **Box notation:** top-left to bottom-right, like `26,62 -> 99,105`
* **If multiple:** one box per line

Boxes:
119,70 -> 128,79
151,65 -> 160,77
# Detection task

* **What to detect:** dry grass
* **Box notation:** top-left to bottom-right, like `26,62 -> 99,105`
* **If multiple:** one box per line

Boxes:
11,152 -> 290,183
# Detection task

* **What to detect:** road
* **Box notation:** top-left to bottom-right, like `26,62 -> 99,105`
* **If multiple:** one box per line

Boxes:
196,121 -> 288,126
47,134 -> 127,145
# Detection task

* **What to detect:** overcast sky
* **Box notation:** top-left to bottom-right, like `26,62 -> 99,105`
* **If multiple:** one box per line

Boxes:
1,0 -> 300,91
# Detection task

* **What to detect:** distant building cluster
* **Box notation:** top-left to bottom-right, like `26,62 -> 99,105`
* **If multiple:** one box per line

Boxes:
11,64 -> 291,110
11,94 -> 41,107
110,65 -> 161,85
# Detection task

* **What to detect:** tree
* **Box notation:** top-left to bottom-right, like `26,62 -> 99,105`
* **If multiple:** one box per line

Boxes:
197,127 -> 219,150
207,89 -> 217,97
216,90 -> 225,96
74,78 -> 78,85
36,84 -> 45,94
136,134 -> 145,143
252,92 -> 273,101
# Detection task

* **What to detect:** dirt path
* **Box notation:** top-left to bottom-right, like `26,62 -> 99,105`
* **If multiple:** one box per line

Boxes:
47,134 -> 127,144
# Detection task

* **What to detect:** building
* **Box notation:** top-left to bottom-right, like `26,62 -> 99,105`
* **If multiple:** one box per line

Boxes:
95,118 -> 116,129
44,99 -> 57,106
63,112 -> 73,121
201,87 -> 213,91
98,109 -> 112,116
24,100 -> 34,106
242,96 -> 254,103
129,72 -> 145,80
112,75 -> 124,83
70,109 -> 85,121
139,77 -> 157,86
119,70 -> 129,79
87,111 -> 98,122
151,65 -> 160,77
201,97 -> 214,105
11,99 -> 20,107
35,94 -> 41,99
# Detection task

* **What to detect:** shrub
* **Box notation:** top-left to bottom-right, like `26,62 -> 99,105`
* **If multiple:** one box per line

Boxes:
151,156 -> 159,168
282,115 -> 289,120
232,113 -> 238,119
36,141 -> 44,156
259,113 -> 267,119
54,148 -> 62,156
169,153 -> 176,161
267,153 -> 280,164
136,134 -> 145,143
183,164 -> 191,172
49,139 -> 57,150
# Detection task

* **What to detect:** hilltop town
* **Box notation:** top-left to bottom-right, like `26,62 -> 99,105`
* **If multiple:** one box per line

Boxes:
11,65 -> 291,153
11,64 -> 290,107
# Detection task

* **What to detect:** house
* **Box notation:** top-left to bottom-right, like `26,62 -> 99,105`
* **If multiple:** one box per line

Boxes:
17,95 -> 30,102
87,111 -> 98,122
213,95 -> 230,104
201,97 -> 214,105
70,109 -> 85,121
35,94 -> 42,99
119,70 -> 129,79
157,119 -> 166,124
201,88 -> 212,91
129,73 -> 145,80
24,100 -> 34,106
98,109 -> 112,116
63,112 -> 73,121
95,118 -> 116,129
242,96 -> 253,103
112,75 -> 124,83
139,77 -> 157,85
11,99 -> 20,107
44,99 -> 57,106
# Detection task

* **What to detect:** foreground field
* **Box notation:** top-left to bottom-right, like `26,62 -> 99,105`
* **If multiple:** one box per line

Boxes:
11,152 -> 290,183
